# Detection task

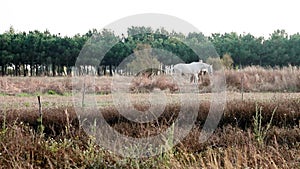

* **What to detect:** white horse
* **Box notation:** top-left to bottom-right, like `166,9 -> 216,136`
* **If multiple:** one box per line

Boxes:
173,62 -> 213,83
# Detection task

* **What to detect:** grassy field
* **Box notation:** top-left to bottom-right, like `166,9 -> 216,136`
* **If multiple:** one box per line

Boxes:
0,70 -> 300,168
1,65 -> 300,96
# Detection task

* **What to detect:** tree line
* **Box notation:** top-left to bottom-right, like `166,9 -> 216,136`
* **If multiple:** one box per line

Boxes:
0,26 -> 299,76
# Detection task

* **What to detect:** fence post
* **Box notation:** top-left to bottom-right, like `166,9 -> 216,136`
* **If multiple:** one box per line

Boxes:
37,95 -> 44,133
82,77 -> 86,108
37,96 -> 42,122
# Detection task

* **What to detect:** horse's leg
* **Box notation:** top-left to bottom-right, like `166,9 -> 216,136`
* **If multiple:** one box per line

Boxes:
194,73 -> 198,84
190,74 -> 194,83
198,71 -> 203,84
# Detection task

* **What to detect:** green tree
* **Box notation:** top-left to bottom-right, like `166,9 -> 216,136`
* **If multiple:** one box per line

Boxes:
0,32 -> 13,76
222,53 -> 234,69
126,44 -> 161,75
288,33 -> 300,65
263,30 -> 289,66
206,57 -> 223,70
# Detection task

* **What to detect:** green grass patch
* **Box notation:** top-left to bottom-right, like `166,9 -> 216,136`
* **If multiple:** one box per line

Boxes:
0,93 -> 8,96
47,90 -> 58,95
16,93 -> 32,97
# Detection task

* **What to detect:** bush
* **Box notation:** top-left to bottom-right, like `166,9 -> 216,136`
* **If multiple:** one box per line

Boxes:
206,57 -> 223,70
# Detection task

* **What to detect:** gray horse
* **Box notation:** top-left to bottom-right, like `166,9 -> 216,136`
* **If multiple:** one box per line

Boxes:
173,61 -> 213,83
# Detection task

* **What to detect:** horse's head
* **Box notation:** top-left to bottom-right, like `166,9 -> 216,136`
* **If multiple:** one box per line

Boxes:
200,63 -> 213,75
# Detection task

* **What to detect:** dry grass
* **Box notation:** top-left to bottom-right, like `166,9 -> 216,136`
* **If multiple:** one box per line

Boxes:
225,65 -> 300,92
1,98 -> 299,135
0,66 -> 300,168
0,118 -> 299,168
1,65 -> 299,96
0,97 -> 299,168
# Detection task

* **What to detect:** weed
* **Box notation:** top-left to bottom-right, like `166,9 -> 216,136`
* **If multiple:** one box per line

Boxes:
253,104 -> 277,145
0,109 -> 7,135
23,102 -> 30,107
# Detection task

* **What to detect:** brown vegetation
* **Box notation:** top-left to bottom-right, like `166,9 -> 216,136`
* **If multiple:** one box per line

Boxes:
130,75 -> 179,93
1,66 -> 300,95
0,98 -> 299,168
1,99 -> 299,136
225,65 -> 300,92
0,66 -> 300,168
0,122 -> 298,168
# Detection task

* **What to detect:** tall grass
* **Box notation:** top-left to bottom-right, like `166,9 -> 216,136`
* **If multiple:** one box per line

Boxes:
0,98 -> 299,168
225,65 -> 300,92
0,120 -> 298,168
1,65 -> 300,95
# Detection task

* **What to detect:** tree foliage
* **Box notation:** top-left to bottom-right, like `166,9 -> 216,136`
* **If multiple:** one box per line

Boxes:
0,27 -> 299,76
222,53 -> 234,69
126,44 -> 161,75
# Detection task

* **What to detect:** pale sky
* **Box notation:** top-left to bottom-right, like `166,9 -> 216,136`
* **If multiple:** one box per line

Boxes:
1,0 -> 299,38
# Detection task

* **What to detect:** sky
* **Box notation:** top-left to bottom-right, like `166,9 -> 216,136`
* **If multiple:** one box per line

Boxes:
1,0 -> 299,38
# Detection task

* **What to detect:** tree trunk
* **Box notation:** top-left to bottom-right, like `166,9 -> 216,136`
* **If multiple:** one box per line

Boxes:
109,64 -> 113,76
85,65 -> 88,75
97,66 -> 101,76
30,64 -> 33,76
45,65 -> 48,76
14,64 -> 18,76
18,64 -> 21,76
36,64 -> 39,76
67,66 -> 72,76
4,66 -> 7,76
52,63 -> 56,77
1,64 -> 4,76
57,65 -> 60,76
16,64 -> 20,76
23,64 -> 27,76
103,66 -> 106,76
